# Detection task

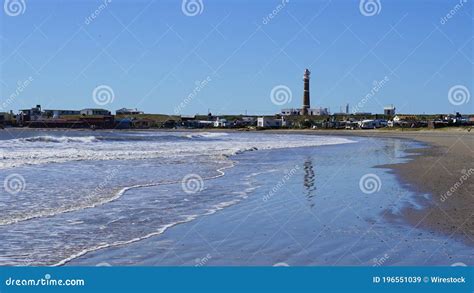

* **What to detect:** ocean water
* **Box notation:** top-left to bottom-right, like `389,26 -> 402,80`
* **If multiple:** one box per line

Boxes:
0,129 -> 471,266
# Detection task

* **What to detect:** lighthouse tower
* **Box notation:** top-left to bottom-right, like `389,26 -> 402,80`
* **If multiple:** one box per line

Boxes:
302,69 -> 311,115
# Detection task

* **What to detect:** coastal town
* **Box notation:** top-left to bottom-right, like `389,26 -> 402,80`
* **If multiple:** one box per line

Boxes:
1,69 -> 472,131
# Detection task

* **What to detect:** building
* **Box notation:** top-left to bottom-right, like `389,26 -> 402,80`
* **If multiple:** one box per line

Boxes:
390,115 -> 422,128
80,108 -> 111,116
393,115 -> 417,123
281,107 -> 329,116
281,108 -> 301,116
116,108 -> 144,115
19,105 -> 42,122
307,108 -> 329,116
384,105 -> 396,116
302,69 -> 311,115
257,117 -> 283,128
214,117 -> 228,128
43,109 -> 80,118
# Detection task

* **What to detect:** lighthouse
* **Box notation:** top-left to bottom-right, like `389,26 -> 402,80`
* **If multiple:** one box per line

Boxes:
302,69 -> 311,115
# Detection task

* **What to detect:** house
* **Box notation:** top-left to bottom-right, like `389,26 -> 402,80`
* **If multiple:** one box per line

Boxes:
214,117 -> 228,128
257,117 -> 283,128
391,115 -> 423,128
80,108 -> 111,116
19,105 -> 42,122
116,108 -> 144,115
43,109 -> 80,118
241,117 -> 256,124
307,108 -> 329,116
393,115 -> 417,123
281,108 -> 301,116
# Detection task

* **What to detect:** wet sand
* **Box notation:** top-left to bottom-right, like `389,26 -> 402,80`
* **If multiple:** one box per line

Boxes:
270,128 -> 474,244
380,130 -> 473,245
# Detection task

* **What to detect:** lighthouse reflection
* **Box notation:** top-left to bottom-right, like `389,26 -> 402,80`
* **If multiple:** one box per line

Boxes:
303,158 -> 316,207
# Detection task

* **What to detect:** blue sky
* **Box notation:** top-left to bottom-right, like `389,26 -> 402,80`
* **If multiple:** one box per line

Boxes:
1,0 -> 472,115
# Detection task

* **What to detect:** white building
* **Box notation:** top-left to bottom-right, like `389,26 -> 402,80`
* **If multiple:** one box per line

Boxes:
44,109 -> 80,118
116,108 -> 144,115
257,117 -> 283,128
281,107 -> 329,116
281,108 -> 301,116
80,108 -> 111,116
308,108 -> 329,116
214,117 -> 228,128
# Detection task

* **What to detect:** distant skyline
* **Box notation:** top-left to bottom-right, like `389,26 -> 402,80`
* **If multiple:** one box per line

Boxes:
1,0 -> 472,115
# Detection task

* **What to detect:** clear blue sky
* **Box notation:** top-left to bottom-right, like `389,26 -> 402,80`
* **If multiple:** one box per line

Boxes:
1,0 -> 472,115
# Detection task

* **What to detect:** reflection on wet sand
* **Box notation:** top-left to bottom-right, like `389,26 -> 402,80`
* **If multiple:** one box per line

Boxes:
303,158 -> 316,207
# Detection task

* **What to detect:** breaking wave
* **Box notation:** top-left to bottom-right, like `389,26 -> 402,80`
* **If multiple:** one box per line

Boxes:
20,136 -> 98,143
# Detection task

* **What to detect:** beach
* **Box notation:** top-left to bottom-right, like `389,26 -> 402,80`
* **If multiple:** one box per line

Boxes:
360,130 -> 473,245
0,128 -> 472,266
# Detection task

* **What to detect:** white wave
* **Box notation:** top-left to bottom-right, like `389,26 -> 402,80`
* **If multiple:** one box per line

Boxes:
0,133 -> 355,170
55,199 -> 248,267
184,132 -> 229,139
19,135 -> 98,143
0,160 -> 236,227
